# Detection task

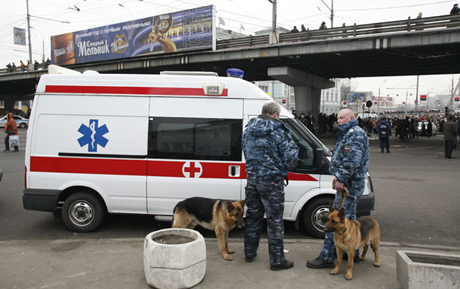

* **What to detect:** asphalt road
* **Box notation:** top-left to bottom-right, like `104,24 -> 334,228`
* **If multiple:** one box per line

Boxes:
1,129 -> 459,248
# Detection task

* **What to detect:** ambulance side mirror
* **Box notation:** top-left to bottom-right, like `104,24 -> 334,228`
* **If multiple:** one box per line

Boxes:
313,148 -> 324,169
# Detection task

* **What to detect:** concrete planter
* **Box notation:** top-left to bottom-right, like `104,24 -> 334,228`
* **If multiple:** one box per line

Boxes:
144,228 -> 206,289
396,250 -> 460,289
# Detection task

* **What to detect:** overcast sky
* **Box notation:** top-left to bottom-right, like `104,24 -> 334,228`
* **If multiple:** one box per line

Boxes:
1,0 -> 459,104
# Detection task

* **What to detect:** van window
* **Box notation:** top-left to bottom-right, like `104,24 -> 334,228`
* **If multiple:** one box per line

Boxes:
148,117 -> 242,161
282,120 -> 315,169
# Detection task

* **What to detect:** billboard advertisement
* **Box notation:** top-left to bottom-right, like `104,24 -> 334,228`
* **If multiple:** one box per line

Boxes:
347,92 -> 367,103
13,27 -> 26,46
51,5 -> 215,65
371,96 -> 394,107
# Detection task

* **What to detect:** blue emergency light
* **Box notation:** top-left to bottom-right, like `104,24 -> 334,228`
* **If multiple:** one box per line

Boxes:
226,68 -> 244,78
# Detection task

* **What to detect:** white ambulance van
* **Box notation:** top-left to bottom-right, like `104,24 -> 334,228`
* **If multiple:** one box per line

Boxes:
23,66 -> 375,238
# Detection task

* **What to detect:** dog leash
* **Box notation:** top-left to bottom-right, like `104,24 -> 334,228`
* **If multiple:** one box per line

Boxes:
332,183 -> 350,210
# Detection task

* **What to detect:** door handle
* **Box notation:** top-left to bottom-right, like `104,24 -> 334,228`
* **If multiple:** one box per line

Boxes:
228,165 -> 240,177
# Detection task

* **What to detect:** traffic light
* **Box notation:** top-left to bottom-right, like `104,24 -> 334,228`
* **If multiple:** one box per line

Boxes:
445,106 -> 449,115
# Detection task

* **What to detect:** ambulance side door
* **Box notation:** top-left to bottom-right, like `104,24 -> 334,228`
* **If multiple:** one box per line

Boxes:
146,97 -> 244,215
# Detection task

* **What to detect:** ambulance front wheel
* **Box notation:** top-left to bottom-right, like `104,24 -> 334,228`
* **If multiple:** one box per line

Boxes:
301,197 -> 333,239
62,192 -> 106,232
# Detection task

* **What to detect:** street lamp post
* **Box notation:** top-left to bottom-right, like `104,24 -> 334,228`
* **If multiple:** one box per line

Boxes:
405,91 -> 408,113
26,0 -> 33,68
31,28 -> 45,62
268,0 -> 278,44
415,75 -> 420,116
319,0 -> 334,28
378,79 -> 387,115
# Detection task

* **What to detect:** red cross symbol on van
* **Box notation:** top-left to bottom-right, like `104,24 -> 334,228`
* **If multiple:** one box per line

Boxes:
182,161 -> 202,178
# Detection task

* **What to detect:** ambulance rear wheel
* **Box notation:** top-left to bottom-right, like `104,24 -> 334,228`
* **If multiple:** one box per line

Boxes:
62,192 -> 106,232
301,197 -> 333,239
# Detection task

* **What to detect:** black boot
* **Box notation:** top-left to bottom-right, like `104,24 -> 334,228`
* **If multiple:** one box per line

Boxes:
381,148 -> 384,153
386,148 -> 390,153
270,259 -> 294,271
306,257 -> 334,269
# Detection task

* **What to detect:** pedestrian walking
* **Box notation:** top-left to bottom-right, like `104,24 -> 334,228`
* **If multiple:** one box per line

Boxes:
242,101 -> 299,271
306,108 -> 369,269
306,112 -> 316,135
443,115 -> 458,159
3,113 -> 18,151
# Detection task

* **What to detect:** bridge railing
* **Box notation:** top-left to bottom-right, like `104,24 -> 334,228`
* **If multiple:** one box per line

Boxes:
216,34 -> 269,49
0,62 -> 49,75
218,14 -> 460,49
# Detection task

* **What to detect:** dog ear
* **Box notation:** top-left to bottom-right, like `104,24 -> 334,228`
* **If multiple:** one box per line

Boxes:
338,208 -> 346,221
227,202 -> 234,212
328,202 -> 335,213
240,199 -> 247,206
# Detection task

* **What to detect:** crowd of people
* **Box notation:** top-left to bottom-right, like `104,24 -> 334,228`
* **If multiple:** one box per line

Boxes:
291,108 -> 460,145
5,58 -> 51,73
357,114 -> 455,140
288,3 -> 459,35
292,110 -> 338,137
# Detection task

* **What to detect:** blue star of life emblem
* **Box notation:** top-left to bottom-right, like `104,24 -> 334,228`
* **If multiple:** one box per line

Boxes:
78,119 -> 109,152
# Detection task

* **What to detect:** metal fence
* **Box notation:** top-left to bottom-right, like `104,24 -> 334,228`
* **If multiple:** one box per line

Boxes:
217,14 -> 460,49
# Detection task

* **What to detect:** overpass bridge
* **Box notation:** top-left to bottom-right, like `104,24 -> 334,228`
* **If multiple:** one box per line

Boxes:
1,14 -> 459,116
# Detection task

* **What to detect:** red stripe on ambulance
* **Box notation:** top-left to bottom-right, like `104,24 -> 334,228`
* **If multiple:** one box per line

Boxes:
287,172 -> 318,182
45,85 -> 229,96
30,157 -> 318,181
30,156 -> 146,175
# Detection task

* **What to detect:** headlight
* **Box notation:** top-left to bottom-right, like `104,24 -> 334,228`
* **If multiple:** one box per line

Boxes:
363,174 -> 373,196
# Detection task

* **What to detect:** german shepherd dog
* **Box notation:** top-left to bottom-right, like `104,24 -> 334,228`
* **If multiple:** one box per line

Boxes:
326,203 -> 381,280
172,197 -> 246,261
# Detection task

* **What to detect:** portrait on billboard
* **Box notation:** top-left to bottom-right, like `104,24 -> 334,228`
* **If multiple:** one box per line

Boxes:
13,28 -> 26,46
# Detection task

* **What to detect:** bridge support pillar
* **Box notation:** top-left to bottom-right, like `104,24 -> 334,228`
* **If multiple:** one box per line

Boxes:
268,67 -> 334,120
3,99 -> 16,110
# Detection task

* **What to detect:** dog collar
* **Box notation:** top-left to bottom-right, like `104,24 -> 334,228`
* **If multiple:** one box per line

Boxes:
339,229 -> 348,235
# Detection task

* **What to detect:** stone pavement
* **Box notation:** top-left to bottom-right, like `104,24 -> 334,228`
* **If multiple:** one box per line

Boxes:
2,237 -> 459,289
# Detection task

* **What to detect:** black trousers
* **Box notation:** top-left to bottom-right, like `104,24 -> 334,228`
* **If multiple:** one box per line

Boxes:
4,135 -> 9,150
379,137 -> 389,149
445,140 -> 455,158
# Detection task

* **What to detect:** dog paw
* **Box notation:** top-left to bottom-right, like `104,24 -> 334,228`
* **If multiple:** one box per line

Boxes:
345,274 -> 353,280
330,269 -> 339,275
374,263 -> 380,267
223,255 -> 233,261
227,249 -> 235,254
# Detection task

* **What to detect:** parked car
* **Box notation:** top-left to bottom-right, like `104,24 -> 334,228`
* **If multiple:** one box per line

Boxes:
417,121 -> 437,136
0,115 -> 29,128
356,113 -> 378,120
